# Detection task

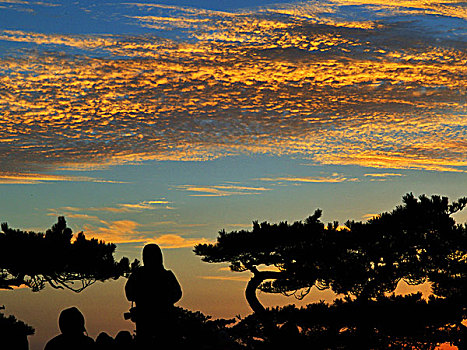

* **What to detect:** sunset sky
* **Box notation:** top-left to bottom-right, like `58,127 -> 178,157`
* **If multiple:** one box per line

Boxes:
0,0 -> 465,349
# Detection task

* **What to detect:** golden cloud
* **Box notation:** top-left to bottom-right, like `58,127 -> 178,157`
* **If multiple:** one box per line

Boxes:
0,0 -> 465,176
148,234 -> 212,249
362,213 -> 381,220
0,172 -> 125,184
83,220 -> 145,244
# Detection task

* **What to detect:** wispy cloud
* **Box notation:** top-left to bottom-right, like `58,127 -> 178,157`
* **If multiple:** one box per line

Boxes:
0,172 -> 126,185
148,221 -> 208,228
84,220 -> 145,243
174,184 -> 271,197
259,173 -> 358,184
148,234 -> 212,249
51,200 -> 174,214
0,1 -> 59,6
58,213 -> 101,221
200,275 -> 250,282
119,200 -> 175,211
364,173 -> 404,177
364,172 -> 405,181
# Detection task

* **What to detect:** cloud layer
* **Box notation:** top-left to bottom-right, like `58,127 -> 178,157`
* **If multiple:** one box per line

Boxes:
0,0 -> 465,178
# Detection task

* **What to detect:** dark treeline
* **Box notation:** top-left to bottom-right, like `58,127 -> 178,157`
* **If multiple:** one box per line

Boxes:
0,193 -> 466,349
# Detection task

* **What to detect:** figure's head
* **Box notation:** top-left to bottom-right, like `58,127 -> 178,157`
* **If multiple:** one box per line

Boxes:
96,332 -> 114,347
143,243 -> 163,268
115,330 -> 133,345
58,307 -> 86,335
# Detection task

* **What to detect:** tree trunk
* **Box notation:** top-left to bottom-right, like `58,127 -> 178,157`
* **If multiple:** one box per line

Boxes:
245,269 -> 283,314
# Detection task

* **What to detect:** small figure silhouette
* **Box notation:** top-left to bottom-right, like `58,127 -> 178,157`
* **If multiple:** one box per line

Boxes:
95,332 -> 115,350
115,330 -> 134,350
44,307 -> 94,350
125,243 -> 182,347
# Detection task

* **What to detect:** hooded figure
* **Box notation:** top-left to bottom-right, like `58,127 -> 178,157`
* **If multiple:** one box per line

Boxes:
125,244 -> 182,347
44,307 -> 94,350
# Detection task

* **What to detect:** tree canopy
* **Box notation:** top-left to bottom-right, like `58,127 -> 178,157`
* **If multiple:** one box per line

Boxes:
0,216 -> 136,292
194,193 -> 467,313
195,193 -> 467,348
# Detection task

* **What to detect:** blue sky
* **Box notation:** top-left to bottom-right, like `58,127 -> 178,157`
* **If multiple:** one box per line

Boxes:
0,0 -> 466,349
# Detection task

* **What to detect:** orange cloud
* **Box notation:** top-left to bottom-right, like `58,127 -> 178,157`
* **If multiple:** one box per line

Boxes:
319,153 -> 467,173
1,0 -> 465,175
148,234 -> 212,249
46,211 -> 209,247
362,213 -> 381,220
0,172 -> 125,184
83,220 -> 145,244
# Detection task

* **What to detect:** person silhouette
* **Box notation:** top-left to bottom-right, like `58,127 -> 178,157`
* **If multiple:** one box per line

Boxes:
44,307 -> 94,350
125,243 -> 182,347
115,330 -> 134,350
95,332 -> 115,350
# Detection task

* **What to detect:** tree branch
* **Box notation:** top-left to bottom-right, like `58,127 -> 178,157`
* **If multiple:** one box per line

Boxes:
245,270 -> 284,314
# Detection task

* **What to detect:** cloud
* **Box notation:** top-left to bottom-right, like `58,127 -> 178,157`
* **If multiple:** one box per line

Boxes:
199,275 -> 250,282
0,172 -> 126,185
219,266 -> 233,272
364,173 -> 404,177
364,172 -> 405,181
0,0 -> 465,175
51,200 -> 174,214
45,210 -> 209,246
148,234 -> 212,249
0,1 -> 59,6
83,220 -> 145,244
259,173 -> 358,184
362,213 -> 381,220
318,153 -> 467,173
148,221 -> 208,228
174,184 -> 271,197
52,213 -> 101,221
119,200 -> 175,210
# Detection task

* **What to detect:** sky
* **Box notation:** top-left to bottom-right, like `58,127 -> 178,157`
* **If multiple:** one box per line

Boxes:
0,0 -> 466,349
